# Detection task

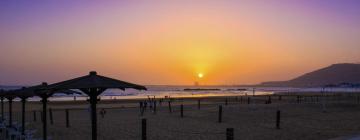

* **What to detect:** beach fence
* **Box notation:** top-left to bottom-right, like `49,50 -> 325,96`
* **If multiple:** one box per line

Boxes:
6,93 -> 359,140
122,101 -> 237,139
33,110 -> 36,122
180,104 -> 184,118
140,117 -> 234,140
276,110 -> 281,129
218,105 -> 223,123
49,108 -> 54,125
135,99 -> 241,140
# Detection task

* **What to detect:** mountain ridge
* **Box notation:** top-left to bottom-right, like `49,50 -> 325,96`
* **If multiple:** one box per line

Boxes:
261,63 -> 360,87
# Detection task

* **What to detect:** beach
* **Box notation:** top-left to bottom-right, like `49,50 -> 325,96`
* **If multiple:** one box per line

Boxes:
2,94 -> 360,140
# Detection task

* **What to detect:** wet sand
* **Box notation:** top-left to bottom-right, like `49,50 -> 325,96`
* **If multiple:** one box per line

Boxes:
3,94 -> 360,140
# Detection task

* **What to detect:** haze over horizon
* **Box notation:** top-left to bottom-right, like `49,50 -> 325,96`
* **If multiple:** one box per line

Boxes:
1,0 -> 360,86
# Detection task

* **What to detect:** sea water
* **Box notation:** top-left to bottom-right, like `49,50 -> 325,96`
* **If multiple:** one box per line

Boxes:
2,85 -> 360,101
34,85 -> 273,101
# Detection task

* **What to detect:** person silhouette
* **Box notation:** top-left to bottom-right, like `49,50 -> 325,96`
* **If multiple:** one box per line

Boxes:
100,109 -> 106,118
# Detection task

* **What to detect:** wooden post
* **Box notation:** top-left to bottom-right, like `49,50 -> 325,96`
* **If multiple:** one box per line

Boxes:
8,99 -> 13,127
218,105 -> 223,123
89,94 -> 98,140
316,96 -> 319,102
49,108 -> 54,125
253,88 -> 255,97
40,111 -> 43,123
180,104 -> 184,118
225,98 -> 228,106
66,109 -> 70,128
278,95 -> 282,101
21,98 -> 26,135
297,96 -> 300,104
153,101 -> 157,114
33,110 -> 37,122
226,128 -> 234,140
0,97 -> 3,121
197,99 -> 201,110
142,118 -> 147,140
276,110 -> 280,129
268,96 -> 272,104
168,101 -> 172,113
41,98 -> 48,140
247,97 -> 250,104
141,107 -> 145,116
240,96 -> 243,104
139,102 -> 143,114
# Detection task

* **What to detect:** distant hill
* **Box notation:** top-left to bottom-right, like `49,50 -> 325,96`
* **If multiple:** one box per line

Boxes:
261,63 -> 360,87
0,85 -> 23,90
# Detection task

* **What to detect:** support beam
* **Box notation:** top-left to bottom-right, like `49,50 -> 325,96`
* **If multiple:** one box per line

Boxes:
21,98 -> 26,135
66,109 -> 70,128
90,94 -> 98,140
0,97 -> 4,121
8,98 -> 13,127
142,118 -> 146,140
41,97 -> 48,140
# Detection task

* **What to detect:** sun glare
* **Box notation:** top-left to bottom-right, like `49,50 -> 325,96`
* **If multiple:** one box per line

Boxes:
198,73 -> 204,78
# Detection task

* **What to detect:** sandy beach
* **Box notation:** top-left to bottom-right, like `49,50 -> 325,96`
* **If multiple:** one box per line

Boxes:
1,94 -> 360,140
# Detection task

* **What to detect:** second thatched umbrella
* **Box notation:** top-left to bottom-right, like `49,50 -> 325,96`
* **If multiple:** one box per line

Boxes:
12,87 -> 35,136
49,71 -> 147,140
3,90 -> 17,128
30,82 -> 81,140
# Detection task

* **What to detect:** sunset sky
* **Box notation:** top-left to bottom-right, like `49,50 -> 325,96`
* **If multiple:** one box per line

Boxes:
1,0 -> 360,85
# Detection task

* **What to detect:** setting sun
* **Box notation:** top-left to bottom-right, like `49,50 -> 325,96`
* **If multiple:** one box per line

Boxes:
198,73 -> 204,78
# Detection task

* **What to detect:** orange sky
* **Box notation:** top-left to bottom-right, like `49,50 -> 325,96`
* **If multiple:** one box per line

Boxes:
1,1 -> 360,85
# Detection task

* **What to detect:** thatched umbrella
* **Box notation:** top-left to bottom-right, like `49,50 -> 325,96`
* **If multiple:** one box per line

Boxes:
49,71 -> 147,140
3,90 -> 17,127
12,87 -> 34,135
30,82 -> 81,140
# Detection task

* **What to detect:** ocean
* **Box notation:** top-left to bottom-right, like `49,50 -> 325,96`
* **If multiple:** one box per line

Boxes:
2,85 -> 360,101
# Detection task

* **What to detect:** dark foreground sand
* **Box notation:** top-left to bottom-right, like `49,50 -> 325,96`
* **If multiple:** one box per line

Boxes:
2,94 -> 360,140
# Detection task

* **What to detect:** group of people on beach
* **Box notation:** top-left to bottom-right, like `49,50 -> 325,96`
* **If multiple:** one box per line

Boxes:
138,95 -> 170,115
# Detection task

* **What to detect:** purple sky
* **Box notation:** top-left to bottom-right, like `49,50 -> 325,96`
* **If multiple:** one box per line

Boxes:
1,0 -> 360,85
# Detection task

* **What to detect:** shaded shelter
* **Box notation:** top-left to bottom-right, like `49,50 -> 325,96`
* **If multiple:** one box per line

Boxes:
12,87 -> 36,135
3,90 -> 17,127
49,71 -> 146,140
14,87 -> 35,135
32,82 -> 81,140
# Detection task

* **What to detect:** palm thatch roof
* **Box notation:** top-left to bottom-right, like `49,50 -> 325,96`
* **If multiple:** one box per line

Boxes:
2,90 -> 17,99
17,83 -> 82,98
0,89 -> 6,97
49,71 -> 147,91
12,87 -> 37,99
